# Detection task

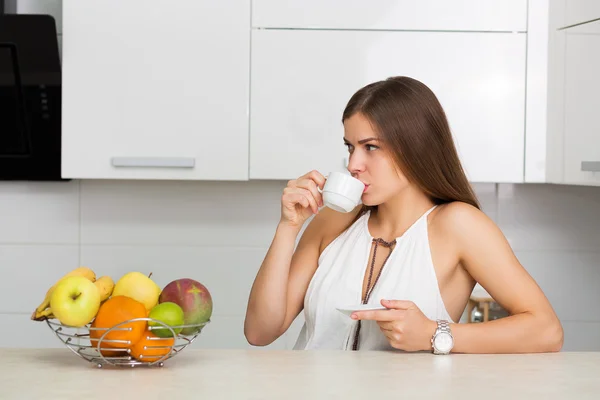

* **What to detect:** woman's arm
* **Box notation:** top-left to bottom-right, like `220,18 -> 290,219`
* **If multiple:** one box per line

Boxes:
244,170 -> 329,346
352,202 -> 563,354
244,216 -> 323,346
442,202 -> 563,353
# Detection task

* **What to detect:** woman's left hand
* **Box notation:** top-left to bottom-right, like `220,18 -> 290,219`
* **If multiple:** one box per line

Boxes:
351,299 -> 438,352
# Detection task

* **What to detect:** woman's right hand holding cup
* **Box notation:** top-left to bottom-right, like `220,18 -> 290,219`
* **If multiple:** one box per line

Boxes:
280,170 -> 326,228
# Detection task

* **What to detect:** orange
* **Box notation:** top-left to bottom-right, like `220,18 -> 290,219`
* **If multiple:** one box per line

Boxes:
89,295 -> 147,349
129,330 -> 175,363
90,323 -> 125,357
90,317 -> 130,358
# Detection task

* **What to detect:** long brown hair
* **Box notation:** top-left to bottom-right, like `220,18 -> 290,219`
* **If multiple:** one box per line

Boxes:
342,76 -> 480,211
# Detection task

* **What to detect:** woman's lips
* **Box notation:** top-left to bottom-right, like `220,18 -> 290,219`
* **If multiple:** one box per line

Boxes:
363,184 -> 369,193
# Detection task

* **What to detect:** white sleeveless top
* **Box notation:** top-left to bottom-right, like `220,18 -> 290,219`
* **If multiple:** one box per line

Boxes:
293,205 -> 454,351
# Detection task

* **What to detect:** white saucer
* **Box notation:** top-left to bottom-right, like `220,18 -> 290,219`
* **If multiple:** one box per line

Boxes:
336,304 -> 387,317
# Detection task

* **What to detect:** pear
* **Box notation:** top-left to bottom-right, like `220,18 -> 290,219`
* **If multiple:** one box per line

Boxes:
112,272 -> 161,311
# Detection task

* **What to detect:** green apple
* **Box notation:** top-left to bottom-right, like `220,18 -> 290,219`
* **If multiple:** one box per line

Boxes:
112,271 -> 161,312
148,302 -> 185,338
50,276 -> 101,327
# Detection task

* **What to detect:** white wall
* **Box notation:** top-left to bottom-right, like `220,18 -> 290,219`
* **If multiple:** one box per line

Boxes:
2,180 -> 600,351
0,180 -> 292,350
4,0 -> 600,352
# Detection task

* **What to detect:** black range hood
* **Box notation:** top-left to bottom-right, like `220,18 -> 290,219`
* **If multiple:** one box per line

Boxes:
0,14 -> 65,181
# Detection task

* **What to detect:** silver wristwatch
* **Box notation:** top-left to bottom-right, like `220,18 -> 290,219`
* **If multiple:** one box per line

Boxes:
431,320 -> 454,355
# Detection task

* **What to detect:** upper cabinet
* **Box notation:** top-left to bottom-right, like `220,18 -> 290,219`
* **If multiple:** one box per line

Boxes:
544,0 -> 600,187
560,19 -> 600,186
251,0 -> 527,31
250,29 -> 526,182
562,0 -> 600,28
249,0 -> 528,182
61,0 -> 251,180
58,0 -> 599,186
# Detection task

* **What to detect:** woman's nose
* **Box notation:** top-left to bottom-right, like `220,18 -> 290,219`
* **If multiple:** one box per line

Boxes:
347,154 -> 365,175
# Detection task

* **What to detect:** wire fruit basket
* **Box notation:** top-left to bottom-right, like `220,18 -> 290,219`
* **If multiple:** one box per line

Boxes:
46,317 -> 209,368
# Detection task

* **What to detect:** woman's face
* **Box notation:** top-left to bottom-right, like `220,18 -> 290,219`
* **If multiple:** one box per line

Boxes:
343,112 -> 410,206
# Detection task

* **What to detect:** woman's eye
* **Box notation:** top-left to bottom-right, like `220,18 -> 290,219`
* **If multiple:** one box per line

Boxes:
344,143 -> 354,153
366,144 -> 379,151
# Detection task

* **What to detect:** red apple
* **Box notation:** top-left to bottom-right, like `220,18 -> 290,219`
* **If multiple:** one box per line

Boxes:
158,278 -> 212,335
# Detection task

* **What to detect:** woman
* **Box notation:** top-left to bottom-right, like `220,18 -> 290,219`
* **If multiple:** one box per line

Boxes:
244,76 -> 563,354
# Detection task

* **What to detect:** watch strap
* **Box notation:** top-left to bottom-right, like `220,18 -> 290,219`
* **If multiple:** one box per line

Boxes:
432,319 -> 452,354
437,319 -> 451,334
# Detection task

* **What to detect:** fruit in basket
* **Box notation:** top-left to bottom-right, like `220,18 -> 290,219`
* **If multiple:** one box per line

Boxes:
147,302 -> 185,338
94,276 -> 115,302
129,330 -> 175,363
50,276 -> 101,327
35,308 -> 54,320
158,278 -> 212,335
89,328 -> 129,358
31,266 -> 96,321
112,271 -> 161,311
89,295 -> 147,348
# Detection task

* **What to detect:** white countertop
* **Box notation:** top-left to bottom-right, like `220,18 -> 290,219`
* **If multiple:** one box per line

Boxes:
1,348 -> 599,399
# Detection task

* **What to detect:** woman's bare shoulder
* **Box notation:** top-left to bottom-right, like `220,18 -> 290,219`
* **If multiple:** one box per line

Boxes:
302,205 -> 364,254
433,201 -> 487,223
431,201 -> 505,254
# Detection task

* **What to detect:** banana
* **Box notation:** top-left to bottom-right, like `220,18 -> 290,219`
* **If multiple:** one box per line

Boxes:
31,266 -> 96,321
31,308 -> 54,321
94,276 -> 115,302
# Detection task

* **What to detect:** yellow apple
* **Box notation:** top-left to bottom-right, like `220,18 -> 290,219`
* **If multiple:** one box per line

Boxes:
50,276 -> 101,327
112,272 -> 161,311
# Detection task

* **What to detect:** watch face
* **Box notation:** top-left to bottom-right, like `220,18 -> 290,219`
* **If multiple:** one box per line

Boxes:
434,332 -> 454,353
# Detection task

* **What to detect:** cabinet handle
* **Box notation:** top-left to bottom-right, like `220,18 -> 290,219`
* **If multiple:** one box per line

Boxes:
111,157 -> 195,168
581,161 -> 600,172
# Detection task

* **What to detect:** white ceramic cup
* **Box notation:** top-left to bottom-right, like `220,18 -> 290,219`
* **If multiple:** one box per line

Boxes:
322,172 -> 365,213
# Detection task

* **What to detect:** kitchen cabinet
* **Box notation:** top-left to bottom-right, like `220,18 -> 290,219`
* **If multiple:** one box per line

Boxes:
562,19 -> 600,186
61,0 -> 251,180
562,0 -> 600,28
252,0 -> 527,32
543,1 -> 600,187
249,29 -> 527,182
57,0 -> 598,186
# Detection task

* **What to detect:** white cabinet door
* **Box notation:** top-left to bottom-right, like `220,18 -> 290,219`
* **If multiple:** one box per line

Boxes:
250,30 -> 526,182
252,0 -> 527,32
563,19 -> 600,186
564,0 -> 600,28
61,0 -> 250,180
